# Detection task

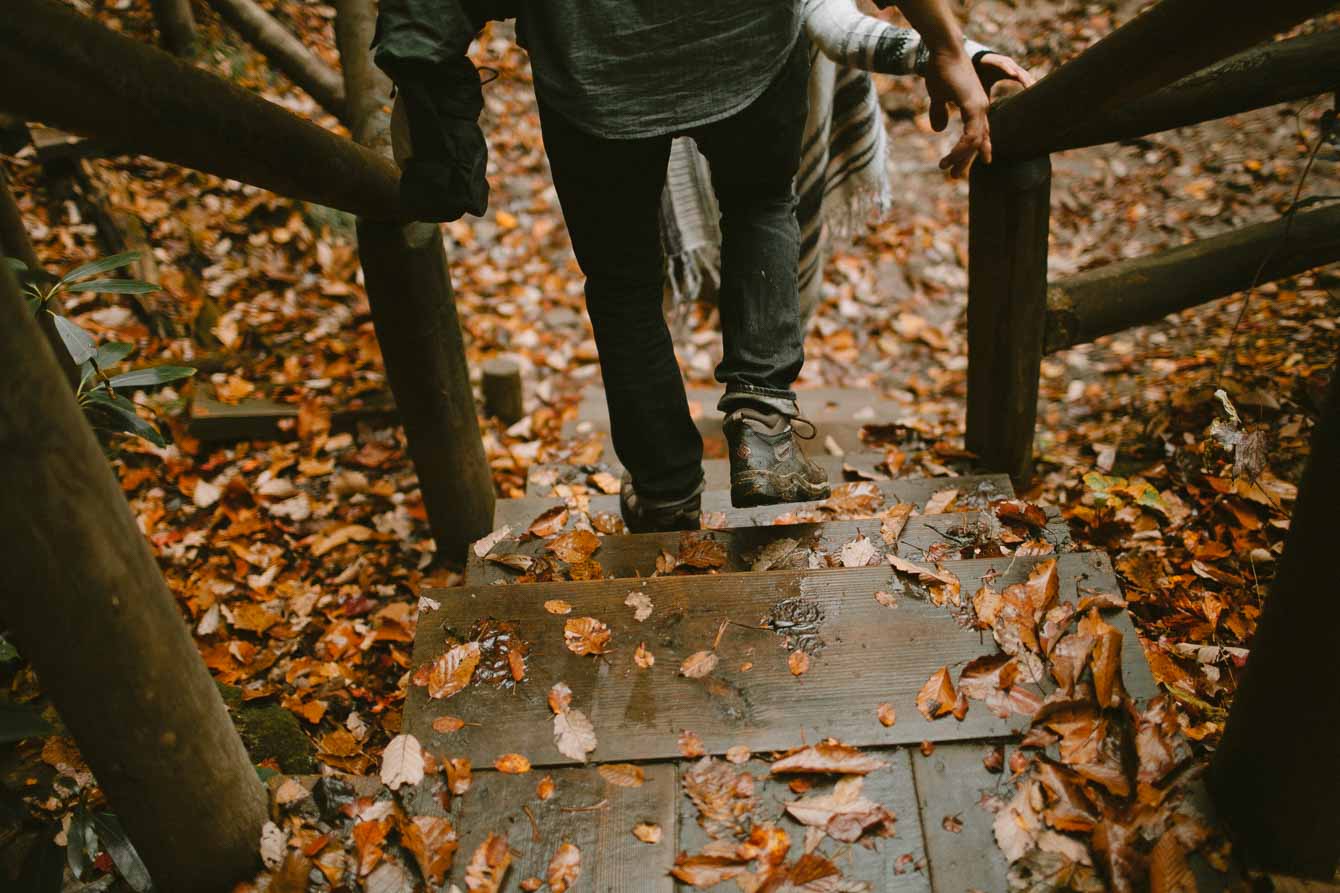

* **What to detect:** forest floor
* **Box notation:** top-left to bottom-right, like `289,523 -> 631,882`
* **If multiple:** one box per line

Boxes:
1,0 -> 1337,889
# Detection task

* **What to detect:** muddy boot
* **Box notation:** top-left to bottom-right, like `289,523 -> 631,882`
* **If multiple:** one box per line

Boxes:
724,408 -> 830,508
619,472 -> 704,534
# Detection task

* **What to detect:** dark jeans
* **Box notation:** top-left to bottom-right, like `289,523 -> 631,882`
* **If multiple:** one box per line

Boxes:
538,35 -> 811,498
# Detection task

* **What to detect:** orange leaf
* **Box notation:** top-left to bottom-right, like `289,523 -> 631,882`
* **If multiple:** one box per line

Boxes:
563,617 -> 611,655
917,666 -> 956,720
494,753 -> 531,774
789,651 -> 810,676
597,763 -> 645,787
679,650 -> 718,678
877,703 -> 896,727
544,599 -> 573,615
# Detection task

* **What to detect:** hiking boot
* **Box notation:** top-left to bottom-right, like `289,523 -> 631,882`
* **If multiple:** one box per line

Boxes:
723,408 -> 830,508
619,472 -> 704,534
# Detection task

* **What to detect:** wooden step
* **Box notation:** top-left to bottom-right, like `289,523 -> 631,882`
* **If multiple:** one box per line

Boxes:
404,552 -> 1154,770
465,510 -> 1071,586
493,472 -> 1014,532
526,451 -> 891,497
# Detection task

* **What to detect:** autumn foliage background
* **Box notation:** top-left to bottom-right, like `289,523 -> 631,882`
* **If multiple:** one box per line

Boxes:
1,0 -> 1337,885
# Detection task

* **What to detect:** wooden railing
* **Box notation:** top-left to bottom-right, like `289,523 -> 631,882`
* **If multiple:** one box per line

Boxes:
966,0 -> 1340,481
965,0 -> 1340,878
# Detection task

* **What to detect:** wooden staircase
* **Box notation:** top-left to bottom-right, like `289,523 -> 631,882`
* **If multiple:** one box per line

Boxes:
398,407 -> 1179,891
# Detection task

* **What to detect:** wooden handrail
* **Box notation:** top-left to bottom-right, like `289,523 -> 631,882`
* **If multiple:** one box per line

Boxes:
1037,28 -> 1340,155
1043,201 -> 1340,353
990,0 -> 1340,159
0,0 -> 400,220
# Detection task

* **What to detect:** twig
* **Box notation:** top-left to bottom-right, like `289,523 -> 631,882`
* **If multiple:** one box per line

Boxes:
522,805 -> 541,842
558,798 -> 609,813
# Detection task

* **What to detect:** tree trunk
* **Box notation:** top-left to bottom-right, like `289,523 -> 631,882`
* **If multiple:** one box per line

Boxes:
965,156 -> 1052,483
0,264 -> 267,891
206,0 -> 346,118
990,0 -> 1340,158
334,0 -> 495,560
0,0 -> 400,220
1210,348 -> 1340,878
148,0 -> 197,57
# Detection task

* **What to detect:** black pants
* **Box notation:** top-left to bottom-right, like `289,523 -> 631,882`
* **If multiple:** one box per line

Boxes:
538,35 -> 812,498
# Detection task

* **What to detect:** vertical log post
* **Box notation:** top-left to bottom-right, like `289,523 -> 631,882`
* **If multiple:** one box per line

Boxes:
482,357 -> 524,426
335,0 -> 495,559
1209,350 -> 1340,878
0,265 -> 267,891
147,0 -> 198,57
965,156 -> 1052,483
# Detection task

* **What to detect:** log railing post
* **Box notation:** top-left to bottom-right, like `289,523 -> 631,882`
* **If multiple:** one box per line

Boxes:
147,0 -> 197,57
1209,348 -> 1340,878
0,265 -> 267,891
965,156 -> 1052,483
335,0 -> 495,559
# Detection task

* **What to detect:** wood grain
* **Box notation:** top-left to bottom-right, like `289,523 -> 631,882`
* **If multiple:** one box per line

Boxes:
406,553 -> 1154,769
910,741 -> 1015,893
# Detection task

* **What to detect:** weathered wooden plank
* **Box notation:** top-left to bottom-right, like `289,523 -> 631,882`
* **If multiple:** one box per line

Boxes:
465,512 -> 1071,586
188,388 -> 397,441
405,553 -> 1154,769
674,748 -> 931,892
494,473 -> 1014,532
910,741 -> 1014,893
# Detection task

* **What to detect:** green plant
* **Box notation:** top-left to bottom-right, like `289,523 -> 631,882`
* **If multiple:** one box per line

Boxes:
65,793 -> 153,892
6,252 -> 196,447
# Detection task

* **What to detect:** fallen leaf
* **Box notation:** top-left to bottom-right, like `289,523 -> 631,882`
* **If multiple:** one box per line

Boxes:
877,703 -> 897,727
473,525 -> 513,558
193,478 -> 222,508
546,842 -> 581,893
917,667 -> 956,720
446,757 -> 472,794
634,641 -> 655,668
751,537 -> 800,571
983,745 -> 1005,773
380,733 -> 425,790
680,650 -> 719,678
679,729 -> 706,758
942,814 -> 964,833
874,590 -> 898,608
880,503 -> 915,544
310,523 -> 373,557
544,599 -> 573,615
589,471 -> 621,494
973,584 -> 1002,629
547,529 -> 601,564
1149,828 -> 1195,893
771,741 -> 888,775
993,782 -> 1041,863
598,763 -> 645,787
726,745 -> 751,764
678,533 -> 728,569
789,650 -> 810,676
924,488 -> 959,514
414,641 -> 481,700
553,709 -> 597,762
633,822 -> 662,844
784,776 -> 896,843
889,554 -> 962,606
432,715 -> 466,734
839,533 -> 880,568
528,505 -> 569,538
624,590 -> 653,622
399,815 -> 458,886
548,681 -> 573,715
353,816 -> 391,876
683,756 -> 758,838
564,617 -> 611,655
537,775 -> 555,800
494,753 -> 531,774
463,833 -> 511,892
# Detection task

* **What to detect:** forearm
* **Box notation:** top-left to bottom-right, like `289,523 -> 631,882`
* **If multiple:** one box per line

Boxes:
805,0 -> 992,76
874,0 -> 967,57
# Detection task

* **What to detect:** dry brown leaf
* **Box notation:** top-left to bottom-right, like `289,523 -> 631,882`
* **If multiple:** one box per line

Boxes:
678,533 -> 729,569
873,590 -> 898,608
917,666 -> 956,720
547,529 -> 601,564
399,815 -> 458,886
634,641 -> 655,668
784,776 -> 895,843
589,471 -> 621,494
527,505 -> 569,538
680,650 -> 718,678
446,757 -> 472,795
877,703 -> 897,727
564,617 -> 612,655
544,599 -> 573,615
924,488 -> 959,514
679,729 -> 706,758
432,715 -> 466,734
548,681 -> 573,715
536,775 -> 555,800
789,650 -> 810,676
624,590 -> 654,622
996,499 -> 1048,531
770,740 -> 888,775
889,554 -> 962,606
725,745 -> 751,764
463,832 -> 511,892
546,842 -> 581,893
414,641 -> 481,700
1149,828 -> 1195,893
839,533 -> 880,568
670,851 -> 750,888
683,756 -> 758,839
598,763 -> 645,787
494,753 -> 531,774
633,822 -> 662,844
1078,608 -> 1125,708
380,733 -> 425,790
352,817 -> 391,877
880,503 -> 915,545
553,709 -> 597,762
973,584 -> 1002,629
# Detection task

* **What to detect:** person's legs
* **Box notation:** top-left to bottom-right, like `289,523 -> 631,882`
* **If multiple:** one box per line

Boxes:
537,100 -> 705,516
690,33 -> 812,418
690,35 -> 829,507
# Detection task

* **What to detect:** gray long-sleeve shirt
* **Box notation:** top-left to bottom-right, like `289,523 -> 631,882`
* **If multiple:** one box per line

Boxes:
516,0 -> 803,139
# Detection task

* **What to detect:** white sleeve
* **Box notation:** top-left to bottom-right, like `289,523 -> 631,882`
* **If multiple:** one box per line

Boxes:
802,0 -> 995,76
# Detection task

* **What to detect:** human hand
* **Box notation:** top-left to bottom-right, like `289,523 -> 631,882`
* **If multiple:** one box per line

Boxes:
976,52 -> 1034,96
924,47 -> 992,179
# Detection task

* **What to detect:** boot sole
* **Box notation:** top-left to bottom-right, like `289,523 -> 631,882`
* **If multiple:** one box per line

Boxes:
730,470 -> 831,509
